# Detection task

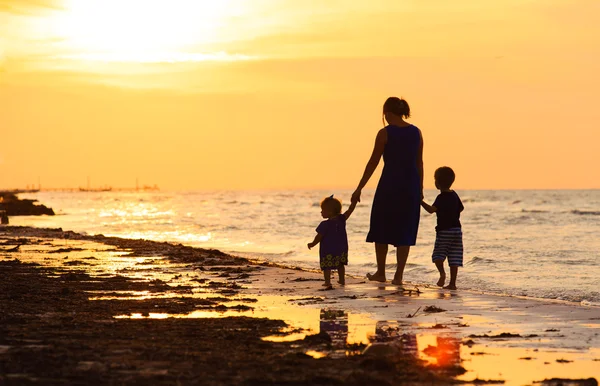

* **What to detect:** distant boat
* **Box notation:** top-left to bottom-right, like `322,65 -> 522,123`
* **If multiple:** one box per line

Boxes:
79,187 -> 112,192
140,184 -> 160,192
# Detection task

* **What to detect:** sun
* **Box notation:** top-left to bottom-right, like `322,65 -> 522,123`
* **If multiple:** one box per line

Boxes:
53,0 -> 241,62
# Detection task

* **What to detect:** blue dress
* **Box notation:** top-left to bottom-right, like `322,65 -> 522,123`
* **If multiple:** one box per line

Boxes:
316,215 -> 348,270
366,124 -> 421,246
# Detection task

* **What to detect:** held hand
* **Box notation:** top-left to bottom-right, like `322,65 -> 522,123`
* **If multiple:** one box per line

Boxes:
351,189 -> 362,203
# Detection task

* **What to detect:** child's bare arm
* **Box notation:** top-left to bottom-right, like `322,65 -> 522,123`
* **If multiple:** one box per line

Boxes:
421,200 -> 437,214
343,200 -> 358,220
307,233 -> 323,249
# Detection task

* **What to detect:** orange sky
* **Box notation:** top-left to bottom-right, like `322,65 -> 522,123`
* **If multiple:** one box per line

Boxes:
1,0 -> 599,190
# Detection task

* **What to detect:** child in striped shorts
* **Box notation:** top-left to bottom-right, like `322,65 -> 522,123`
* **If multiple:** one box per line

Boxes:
421,166 -> 464,290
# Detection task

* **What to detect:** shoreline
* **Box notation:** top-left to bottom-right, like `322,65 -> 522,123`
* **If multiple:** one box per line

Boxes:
8,224 -> 599,309
10,218 -> 599,308
244,257 -> 599,309
10,189 -> 600,306
1,225 -> 599,385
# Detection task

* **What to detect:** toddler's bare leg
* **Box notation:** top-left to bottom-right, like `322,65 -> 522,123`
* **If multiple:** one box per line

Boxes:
443,266 -> 458,290
435,260 -> 446,287
323,270 -> 332,288
337,265 -> 345,285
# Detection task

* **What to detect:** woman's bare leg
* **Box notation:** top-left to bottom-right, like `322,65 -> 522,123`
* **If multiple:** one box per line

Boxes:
337,265 -> 345,285
391,246 -> 410,286
367,243 -> 388,282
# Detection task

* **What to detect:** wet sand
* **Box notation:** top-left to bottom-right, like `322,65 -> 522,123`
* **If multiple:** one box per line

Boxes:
1,226 -> 598,385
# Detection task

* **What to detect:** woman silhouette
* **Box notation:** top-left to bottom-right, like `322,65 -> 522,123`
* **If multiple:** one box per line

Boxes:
351,97 -> 424,286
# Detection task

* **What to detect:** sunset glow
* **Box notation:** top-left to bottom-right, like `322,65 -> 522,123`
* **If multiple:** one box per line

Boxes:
1,0 -> 599,189
52,0 -> 245,62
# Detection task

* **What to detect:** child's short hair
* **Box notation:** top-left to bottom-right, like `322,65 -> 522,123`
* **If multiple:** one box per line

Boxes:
434,167 -> 456,190
321,196 -> 342,215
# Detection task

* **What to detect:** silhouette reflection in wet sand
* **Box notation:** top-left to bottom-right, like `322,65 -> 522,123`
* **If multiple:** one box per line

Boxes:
372,320 -> 461,370
317,310 -> 463,373
319,309 -> 348,350
373,320 -> 418,357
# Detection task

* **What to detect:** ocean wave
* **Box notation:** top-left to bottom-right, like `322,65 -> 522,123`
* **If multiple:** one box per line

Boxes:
357,262 -> 377,268
221,225 -> 241,231
275,193 -> 296,198
491,287 -> 600,304
581,300 -> 600,307
404,270 -> 600,305
571,210 -> 600,216
503,215 -> 534,224
557,258 -> 595,265
406,266 -> 436,274
230,250 -> 296,259
466,256 -> 495,265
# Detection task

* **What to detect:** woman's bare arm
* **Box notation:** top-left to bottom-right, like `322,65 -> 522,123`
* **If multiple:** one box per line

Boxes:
352,129 -> 387,202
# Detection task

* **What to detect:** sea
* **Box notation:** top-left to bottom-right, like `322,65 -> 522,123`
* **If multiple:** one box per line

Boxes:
10,189 -> 600,305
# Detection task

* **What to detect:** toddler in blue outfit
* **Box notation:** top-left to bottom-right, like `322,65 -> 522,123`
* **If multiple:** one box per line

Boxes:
308,195 -> 357,289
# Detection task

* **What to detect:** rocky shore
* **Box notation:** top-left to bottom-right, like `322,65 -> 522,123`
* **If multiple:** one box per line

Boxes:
1,226 -> 598,386
0,192 -> 55,217
0,226 -> 449,385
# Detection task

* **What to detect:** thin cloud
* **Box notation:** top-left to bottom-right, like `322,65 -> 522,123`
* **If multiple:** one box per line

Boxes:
0,0 -> 63,15
54,51 -> 259,64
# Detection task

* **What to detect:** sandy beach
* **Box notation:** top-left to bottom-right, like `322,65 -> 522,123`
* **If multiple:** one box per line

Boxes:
1,225 -> 598,385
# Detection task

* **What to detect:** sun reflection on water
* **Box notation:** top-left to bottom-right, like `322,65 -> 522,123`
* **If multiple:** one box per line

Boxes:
455,347 -> 600,385
305,350 -> 327,359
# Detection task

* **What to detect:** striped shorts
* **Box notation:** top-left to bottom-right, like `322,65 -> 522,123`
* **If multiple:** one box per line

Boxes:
432,227 -> 463,267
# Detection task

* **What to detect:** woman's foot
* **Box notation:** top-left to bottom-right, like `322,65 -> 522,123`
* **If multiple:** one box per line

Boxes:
391,272 -> 404,286
437,273 -> 446,287
322,282 -> 331,287
338,279 -> 345,286
443,284 -> 457,290
366,272 -> 386,282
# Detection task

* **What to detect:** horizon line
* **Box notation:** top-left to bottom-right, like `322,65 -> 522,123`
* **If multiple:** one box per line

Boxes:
3,187 -> 600,193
